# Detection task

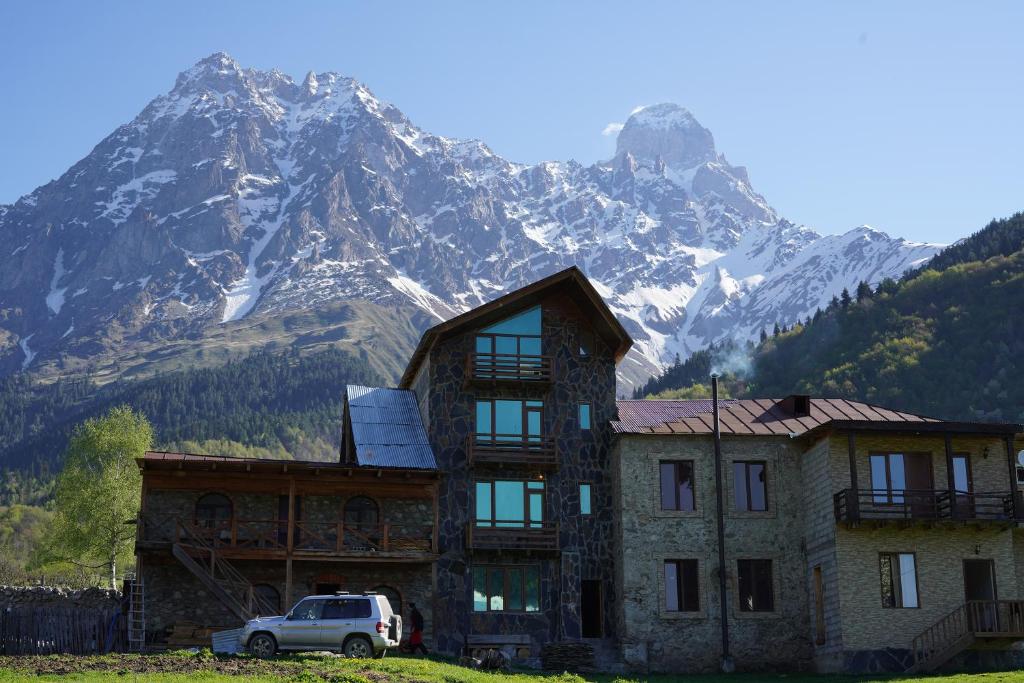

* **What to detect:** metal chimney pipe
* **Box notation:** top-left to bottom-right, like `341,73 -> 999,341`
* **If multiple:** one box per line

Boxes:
711,374 -> 733,671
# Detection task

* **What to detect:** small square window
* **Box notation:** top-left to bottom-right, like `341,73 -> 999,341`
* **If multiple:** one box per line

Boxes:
660,461 -> 696,511
579,484 -> 592,515
664,560 -> 699,612
879,552 -> 919,608
579,403 -> 591,430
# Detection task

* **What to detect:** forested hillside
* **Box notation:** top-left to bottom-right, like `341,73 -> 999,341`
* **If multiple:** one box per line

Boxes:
639,212 -> 1024,425
0,348 -> 383,505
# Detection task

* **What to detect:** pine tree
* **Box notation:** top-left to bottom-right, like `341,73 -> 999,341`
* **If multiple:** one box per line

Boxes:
759,328 -> 768,343
840,288 -> 852,308
773,322 -> 781,337
856,280 -> 872,302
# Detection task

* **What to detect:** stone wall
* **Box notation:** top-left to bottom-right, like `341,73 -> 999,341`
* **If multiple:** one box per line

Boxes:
0,585 -> 121,610
614,434 -> 813,673
425,292 -> 619,656
140,557 -> 433,645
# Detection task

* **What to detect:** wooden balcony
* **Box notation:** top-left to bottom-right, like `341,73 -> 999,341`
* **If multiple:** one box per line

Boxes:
467,434 -> 558,469
466,521 -> 559,553
138,515 -> 436,561
465,352 -> 552,386
833,488 -> 1020,527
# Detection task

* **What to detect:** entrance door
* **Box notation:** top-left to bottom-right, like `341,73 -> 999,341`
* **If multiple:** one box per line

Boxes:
964,559 -> 998,632
581,579 -> 602,638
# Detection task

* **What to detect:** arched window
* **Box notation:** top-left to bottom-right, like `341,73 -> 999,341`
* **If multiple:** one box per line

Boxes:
195,493 -> 232,528
344,496 -> 379,528
373,585 -> 402,615
252,583 -> 280,615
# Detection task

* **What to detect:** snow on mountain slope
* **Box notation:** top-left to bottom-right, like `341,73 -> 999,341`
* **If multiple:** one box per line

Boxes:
0,53 -> 940,387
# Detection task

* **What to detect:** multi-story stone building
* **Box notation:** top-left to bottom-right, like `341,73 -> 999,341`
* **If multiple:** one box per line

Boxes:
613,397 -> 1023,673
133,267 -> 1023,673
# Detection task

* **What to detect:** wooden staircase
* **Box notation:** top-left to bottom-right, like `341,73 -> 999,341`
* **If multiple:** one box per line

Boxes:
171,521 -> 277,623
909,600 -> 1024,673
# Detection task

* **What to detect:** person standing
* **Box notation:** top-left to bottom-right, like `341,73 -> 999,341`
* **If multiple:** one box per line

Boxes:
408,602 -> 428,655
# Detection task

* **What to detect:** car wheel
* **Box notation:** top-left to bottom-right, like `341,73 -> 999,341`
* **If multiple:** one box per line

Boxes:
249,633 -> 277,659
344,636 -> 373,658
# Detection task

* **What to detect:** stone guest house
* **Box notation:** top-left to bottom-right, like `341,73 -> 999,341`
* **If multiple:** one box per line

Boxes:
134,267 -> 1024,673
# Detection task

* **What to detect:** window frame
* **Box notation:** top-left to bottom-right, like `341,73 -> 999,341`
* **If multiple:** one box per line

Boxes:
733,461 -> 768,512
737,558 -> 775,613
474,398 -> 545,442
659,460 -> 696,512
579,402 -> 592,431
663,559 -> 700,613
879,552 -> 920,609
579,482 -> 593,516
474,478 -> 546,528
472,564 -> 542,613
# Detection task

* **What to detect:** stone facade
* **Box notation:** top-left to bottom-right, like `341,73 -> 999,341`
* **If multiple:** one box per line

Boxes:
417,292 -> 619,657
613,429 -> 1024,674
613,434 -> 812,672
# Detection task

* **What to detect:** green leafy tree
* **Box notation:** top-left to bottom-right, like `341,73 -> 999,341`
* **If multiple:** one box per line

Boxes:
41,406 -> 152,588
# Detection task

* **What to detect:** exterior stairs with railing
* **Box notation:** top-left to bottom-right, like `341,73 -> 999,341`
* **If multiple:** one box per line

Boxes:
170,521 -> 277,623
908,600 -> 1024,673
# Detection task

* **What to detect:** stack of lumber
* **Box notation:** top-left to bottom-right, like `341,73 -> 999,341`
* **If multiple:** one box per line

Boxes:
165,621 -> 231,647
540,641 -> 594,672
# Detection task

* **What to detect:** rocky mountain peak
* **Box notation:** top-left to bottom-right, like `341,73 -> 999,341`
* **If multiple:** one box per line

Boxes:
0,57 -> 941,390
616,103 -> 717,169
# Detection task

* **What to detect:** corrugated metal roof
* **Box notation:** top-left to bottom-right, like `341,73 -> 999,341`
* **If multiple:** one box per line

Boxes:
346,385 -> 438,470
612,397 -> 978,437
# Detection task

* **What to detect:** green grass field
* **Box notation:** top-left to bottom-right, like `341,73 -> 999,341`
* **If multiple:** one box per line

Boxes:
1,652 -> 1023,683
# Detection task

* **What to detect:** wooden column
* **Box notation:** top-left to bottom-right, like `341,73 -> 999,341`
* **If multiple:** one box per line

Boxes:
284,556 -> 293,611
286,477 -> 296,552
847,432 -> 860,521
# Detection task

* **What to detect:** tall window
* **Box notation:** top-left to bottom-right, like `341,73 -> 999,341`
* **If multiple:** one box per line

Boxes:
579,403 -> 591,431
476,480 -> 545,528
737,559 -> 774,612
664,560 -> 699,612
879,553 -> 919,608
472,565 -> 541,612
579,483 -> 592,515
660,461 -> 696,511
475,399 -> 543,442
733,461 -> 767,511
870,453 -> 932,504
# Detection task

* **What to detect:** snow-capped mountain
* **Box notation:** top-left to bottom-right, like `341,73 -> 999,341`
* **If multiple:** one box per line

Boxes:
0,53 -> 939,387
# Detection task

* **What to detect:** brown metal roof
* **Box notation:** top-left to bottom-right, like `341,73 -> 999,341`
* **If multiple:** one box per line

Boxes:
138,451 -> 442,478
613,399 -> 1020,437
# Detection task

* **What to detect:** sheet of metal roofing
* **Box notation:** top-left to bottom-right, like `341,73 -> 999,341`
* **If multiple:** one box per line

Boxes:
345,385 -> 437,470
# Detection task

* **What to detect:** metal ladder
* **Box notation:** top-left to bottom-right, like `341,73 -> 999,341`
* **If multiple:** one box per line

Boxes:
127,565 -> 146,652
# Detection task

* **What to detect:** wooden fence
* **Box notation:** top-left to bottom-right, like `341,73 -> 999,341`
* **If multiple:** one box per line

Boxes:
0,606 -> 126,655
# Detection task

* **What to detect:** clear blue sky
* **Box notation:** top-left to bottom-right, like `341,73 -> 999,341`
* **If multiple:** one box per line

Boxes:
1,1 -> 1021,243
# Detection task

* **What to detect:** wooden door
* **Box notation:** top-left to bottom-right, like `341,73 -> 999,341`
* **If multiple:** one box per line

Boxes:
904,453 -> 935,517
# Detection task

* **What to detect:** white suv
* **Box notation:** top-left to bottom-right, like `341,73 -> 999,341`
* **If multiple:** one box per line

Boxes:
242,592 -> 401,658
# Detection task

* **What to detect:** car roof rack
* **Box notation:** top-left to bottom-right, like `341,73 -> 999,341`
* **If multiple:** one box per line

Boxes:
333,591 -> 351,595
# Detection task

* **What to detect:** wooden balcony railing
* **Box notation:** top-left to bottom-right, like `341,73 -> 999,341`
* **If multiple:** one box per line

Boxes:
466,521 -> 559,552
467,434 -> 557,468
139,514 -> 435,556
834,488 -> 1019,524
911,600 -> 1024,672
466,353 -> 552,384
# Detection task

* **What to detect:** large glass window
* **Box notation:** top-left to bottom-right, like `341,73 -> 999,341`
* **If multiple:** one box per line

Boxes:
879,552 -> 919,608
472,565 -> 541,612
737,559 -> 774,612
475,480 -> 544,528
660,461 -> 696,511
475,399 -> 543,442
734,461 -> 767,512
195,493 -> 233,528
475,306 -> 542,357
664,560 -> 700,612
